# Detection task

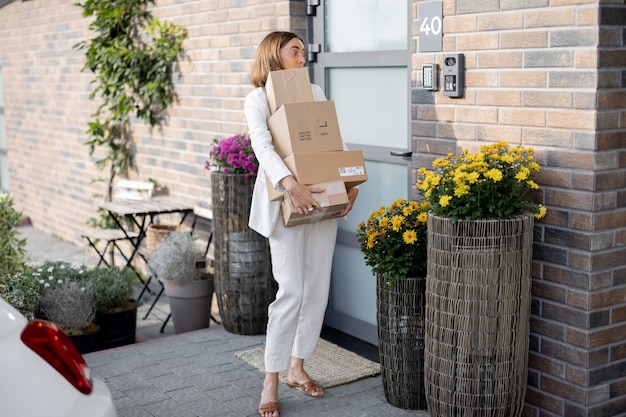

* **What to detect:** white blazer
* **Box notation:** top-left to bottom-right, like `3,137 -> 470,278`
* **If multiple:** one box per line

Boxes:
245,84 -> 330,238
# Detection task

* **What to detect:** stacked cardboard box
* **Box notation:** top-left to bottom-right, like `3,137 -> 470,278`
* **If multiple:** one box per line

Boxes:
265,68 -> 368,226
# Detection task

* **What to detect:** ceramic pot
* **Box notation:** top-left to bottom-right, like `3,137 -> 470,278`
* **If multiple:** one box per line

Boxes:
162,277 -> 214,334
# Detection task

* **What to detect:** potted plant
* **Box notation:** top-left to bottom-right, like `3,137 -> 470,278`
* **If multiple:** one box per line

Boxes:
416,141 -> 546,417
0,193 -> 29,277
86,265 -> 137,349
0,271 -> 42,320
206,133 -> 259,177
33,260 -> 100,354
207,133 -> 276,336
356,198 -> 430,410
147,231 -> 213,334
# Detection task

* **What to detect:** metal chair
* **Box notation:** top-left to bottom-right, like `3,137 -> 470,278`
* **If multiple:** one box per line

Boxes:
82,179 -> 155,268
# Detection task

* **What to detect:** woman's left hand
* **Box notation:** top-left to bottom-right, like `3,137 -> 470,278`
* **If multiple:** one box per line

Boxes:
335,187 -> 358,218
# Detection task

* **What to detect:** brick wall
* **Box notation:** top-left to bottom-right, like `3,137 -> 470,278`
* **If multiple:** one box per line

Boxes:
412,1 -> 626,416
0,0 -> 304,246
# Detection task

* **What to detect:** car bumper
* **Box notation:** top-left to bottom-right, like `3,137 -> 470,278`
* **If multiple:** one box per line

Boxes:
68,377 -> 117,417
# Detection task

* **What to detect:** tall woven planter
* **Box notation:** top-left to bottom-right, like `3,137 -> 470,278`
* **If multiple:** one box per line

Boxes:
424,213 -> 533,417
377,274 -> 427,410
211,171 -> 276,335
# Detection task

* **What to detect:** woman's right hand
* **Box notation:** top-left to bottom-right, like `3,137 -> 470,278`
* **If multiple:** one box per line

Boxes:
280,175 -> 324,215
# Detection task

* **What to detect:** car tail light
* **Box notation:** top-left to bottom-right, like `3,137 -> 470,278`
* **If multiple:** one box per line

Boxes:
20,319 -> 93,395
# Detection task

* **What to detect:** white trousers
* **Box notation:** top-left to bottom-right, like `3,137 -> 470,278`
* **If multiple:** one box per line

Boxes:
264,217 -> 338,372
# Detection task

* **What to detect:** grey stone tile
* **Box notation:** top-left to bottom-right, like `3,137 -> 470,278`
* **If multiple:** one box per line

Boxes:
149,372 -> 196,392
166,385 -> 208,405
123,385 -> 170,406
116,406 -> 154,417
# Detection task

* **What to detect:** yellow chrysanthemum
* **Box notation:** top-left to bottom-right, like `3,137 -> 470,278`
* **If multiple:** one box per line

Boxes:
534,205 -> 547,219
417,212 -> 428,223
367,232 -> 377,248
379,217 -> 389,228
515,169 -> 528,182
403,230 -> 417,244
527,180 -> 539,189
484,168 -> 503,182
390,215 -> 404,232
439,195 -> 452,207
454,184 -> 470,197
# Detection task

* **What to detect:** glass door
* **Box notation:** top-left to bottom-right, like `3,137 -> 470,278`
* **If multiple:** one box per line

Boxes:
308,0 -> 410,344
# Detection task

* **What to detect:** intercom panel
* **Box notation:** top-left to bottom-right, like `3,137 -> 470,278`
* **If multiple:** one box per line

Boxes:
442,53 -> 464,98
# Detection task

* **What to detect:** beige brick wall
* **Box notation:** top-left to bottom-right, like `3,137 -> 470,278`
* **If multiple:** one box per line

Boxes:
412,1 -> 626,416
0,0 -> 304,247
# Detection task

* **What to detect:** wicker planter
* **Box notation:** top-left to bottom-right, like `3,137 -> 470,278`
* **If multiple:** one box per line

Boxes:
424,213 -> 533,417
377,274 -> 427,410
211,171 -> 276,335
147,224 -> 184,252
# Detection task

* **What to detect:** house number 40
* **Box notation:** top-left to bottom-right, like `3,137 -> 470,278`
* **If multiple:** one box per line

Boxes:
420,16 -> 442,36
418,1 -> 443,52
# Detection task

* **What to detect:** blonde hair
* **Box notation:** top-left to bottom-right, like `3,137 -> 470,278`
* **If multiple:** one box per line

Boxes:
250,31 -> 304,88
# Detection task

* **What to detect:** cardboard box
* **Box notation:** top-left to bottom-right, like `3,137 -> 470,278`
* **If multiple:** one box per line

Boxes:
281,180 -> 348,227
283,150 -> 368,189
268,101 -> 344,159
266,68 -> 314,114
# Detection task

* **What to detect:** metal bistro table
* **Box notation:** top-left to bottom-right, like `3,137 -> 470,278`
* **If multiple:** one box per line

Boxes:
98,197 -> 194,290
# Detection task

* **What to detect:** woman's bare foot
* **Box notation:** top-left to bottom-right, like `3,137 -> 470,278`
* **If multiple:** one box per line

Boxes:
258,372 -> 280,417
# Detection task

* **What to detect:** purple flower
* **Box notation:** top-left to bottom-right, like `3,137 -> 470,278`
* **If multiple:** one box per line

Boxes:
206,133 -> 258,178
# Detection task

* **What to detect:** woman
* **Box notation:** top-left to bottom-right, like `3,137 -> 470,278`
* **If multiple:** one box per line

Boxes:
244,31 -> 359,417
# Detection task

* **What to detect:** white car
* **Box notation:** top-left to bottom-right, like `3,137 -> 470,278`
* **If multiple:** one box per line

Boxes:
0,297 -> 117,417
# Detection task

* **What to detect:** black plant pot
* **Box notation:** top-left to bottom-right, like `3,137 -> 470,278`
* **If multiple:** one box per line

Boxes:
95,300 -> 138,350
66,323 -> 101,354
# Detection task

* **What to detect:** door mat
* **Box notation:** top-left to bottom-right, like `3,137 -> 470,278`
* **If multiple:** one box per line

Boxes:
235,339 -> 381,388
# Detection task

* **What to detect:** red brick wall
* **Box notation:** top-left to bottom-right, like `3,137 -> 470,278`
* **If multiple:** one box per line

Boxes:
412,1 -> 626,416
